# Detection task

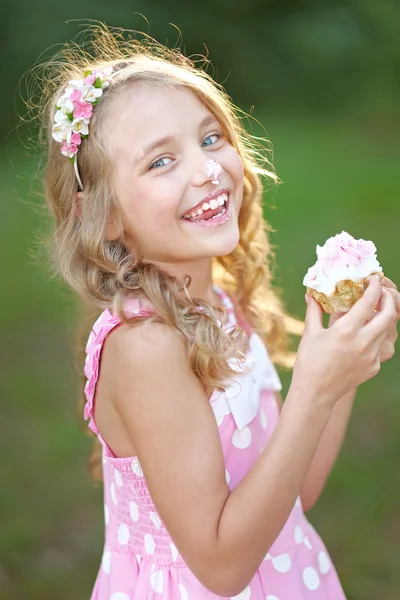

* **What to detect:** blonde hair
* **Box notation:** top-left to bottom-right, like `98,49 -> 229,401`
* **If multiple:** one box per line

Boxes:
33,24 -> 303,480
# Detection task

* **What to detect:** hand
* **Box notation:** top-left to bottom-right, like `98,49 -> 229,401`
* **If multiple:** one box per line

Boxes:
329,276 -> 399,363
292,276 -> 397,408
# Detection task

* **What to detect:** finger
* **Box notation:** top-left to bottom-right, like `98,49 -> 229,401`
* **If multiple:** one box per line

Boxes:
304,294 -> 323,334
366,288 -> 397,339
382,276 -> 398,291
346,275 -> 382,327
384,287 -> 400,317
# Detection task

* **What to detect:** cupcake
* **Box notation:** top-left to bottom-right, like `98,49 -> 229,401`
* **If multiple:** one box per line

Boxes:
303,231 -> 384,313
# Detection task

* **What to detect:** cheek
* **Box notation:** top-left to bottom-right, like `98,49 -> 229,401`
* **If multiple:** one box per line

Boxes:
133,179 -> 180,227
227,147 -> 244,184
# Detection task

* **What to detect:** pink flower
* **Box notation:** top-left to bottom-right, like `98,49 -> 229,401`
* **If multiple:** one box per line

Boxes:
73,100 -> 93,120
69,88 -> 82,103
70,133 -> 82,146
83,73 -> 97,85
61,140 -> 79,158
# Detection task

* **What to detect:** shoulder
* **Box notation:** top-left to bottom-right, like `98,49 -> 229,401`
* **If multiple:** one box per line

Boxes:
105,319 -> 188,375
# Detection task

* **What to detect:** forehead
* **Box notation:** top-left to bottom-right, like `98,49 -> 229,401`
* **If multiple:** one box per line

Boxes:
108,84 -> 217,156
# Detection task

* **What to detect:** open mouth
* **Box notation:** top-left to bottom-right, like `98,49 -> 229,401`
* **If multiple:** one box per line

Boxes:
182,192 -> 229,223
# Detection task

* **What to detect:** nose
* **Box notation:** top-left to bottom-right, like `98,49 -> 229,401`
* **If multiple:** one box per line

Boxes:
190,155 -> 223,187
205,160 -> 222,184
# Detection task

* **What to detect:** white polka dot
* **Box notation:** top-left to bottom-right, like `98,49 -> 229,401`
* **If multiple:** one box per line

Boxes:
318,551 -> 331,574
303,566 -> 320,590
150,569 -> 164,593
272,553 -> 291,573
131,459 -> 144,477
104,504 -> 109,525
294,525 -> 304,544
216,414 -> 225,427
110,482 -> 117,506
136,554 -> 141,564
230,585 -> 251,599
260,408 -> 268,430
117,523 -> 130,545
295,496 -> 302,508
179,583 -> 189,600
225,469 -> 231,485
232,426 -> 252,449
145,533 -> 156,555
102,550 -> 111,573
110,593 -> 129,600
266,596 -> 281,600
129,501 -> 139,522
150,511 -> 162,529
263,552 -> 272,561
304,537 -> 313,550
170,542 -> 178,561
114,468 -> 123,487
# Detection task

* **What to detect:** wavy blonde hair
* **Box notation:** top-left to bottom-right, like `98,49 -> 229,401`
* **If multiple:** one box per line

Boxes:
33,24 -> 303,480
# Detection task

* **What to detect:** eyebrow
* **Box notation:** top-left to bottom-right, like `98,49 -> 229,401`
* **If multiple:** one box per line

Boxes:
137,114 -> 220,163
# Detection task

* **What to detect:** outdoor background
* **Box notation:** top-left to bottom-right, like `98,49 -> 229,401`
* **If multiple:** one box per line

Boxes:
1,2 -> 399,599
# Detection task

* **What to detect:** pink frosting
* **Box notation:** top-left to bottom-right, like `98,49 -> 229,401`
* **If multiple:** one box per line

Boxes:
303,231 -> 382,294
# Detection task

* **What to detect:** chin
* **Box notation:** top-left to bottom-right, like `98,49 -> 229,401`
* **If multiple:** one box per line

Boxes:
210,229 -> 240,257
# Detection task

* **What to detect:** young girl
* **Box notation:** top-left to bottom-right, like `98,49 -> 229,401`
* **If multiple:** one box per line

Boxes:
38,26 -> 399,600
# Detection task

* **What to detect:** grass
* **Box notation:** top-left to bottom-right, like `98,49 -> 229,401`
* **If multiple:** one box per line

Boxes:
1,113 -> 399,599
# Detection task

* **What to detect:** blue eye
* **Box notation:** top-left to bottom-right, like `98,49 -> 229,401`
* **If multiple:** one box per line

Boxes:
150,157 -> 172,170
202,133 -> 223,147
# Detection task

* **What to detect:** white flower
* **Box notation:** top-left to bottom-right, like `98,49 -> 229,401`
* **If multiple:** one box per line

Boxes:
66,79 -> 86,93
52,120 -> 73,143
72,119 -> 89,135
56,94 -> 74,115
54,108 -> 71,125
83,87 -> 103,103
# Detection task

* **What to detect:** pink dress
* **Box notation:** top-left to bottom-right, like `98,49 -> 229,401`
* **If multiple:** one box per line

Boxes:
83,286 -> 347,599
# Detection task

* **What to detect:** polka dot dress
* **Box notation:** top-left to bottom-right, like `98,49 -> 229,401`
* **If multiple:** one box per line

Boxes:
84,287 -> 347,599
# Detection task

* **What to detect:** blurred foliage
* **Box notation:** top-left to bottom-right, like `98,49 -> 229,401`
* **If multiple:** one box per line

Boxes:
2,0 -> 400,139
1,1 -> 400,599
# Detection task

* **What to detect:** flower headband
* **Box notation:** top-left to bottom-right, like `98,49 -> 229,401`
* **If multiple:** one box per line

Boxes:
51,66 -> 114,190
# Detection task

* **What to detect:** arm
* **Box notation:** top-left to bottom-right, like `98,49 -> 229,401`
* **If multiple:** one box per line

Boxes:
295,275 -> 400,511
274,389 -> 356,512
107,321 -> 332,597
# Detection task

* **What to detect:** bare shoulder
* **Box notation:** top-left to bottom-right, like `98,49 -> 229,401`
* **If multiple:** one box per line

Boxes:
107,318 -> 186,362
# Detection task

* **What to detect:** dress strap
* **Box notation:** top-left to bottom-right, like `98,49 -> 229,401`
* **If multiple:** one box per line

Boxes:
83,297 -> 152,438
213,284 -> 238,328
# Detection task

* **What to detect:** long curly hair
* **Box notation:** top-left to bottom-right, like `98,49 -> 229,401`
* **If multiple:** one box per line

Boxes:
32,23 -> 303,480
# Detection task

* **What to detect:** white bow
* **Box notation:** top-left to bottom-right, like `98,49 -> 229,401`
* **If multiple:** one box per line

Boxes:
210,333 -> 282,430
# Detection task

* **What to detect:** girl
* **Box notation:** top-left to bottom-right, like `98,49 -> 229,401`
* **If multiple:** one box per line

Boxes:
38,25 -> 399,600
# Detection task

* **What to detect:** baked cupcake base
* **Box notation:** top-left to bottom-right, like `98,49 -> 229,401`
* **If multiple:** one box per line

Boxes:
307,271 -> 384,314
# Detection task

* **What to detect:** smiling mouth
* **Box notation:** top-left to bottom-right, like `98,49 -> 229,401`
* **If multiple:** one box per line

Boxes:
182,192 -> 229,222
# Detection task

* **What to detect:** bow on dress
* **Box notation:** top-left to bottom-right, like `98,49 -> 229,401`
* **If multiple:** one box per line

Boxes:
210,332 -> 282,430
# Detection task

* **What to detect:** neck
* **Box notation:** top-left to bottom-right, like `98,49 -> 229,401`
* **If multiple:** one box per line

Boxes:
150,257 -> 220,306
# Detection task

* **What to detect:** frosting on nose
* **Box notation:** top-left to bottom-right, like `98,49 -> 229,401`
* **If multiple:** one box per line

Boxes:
205,159 -> 222,184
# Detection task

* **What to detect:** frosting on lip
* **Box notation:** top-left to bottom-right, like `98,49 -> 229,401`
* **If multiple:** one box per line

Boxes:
303,231 -> 382,295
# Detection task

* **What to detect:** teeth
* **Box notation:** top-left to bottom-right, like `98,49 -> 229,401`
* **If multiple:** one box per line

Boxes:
184,192 -> 228,220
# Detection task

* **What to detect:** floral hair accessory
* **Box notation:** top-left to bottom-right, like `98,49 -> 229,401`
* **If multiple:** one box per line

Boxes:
51,66 -> 114,189
205,159 -> 222,185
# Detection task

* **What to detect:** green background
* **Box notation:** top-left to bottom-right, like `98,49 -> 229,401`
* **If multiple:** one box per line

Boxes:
1,2 -> 399,599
